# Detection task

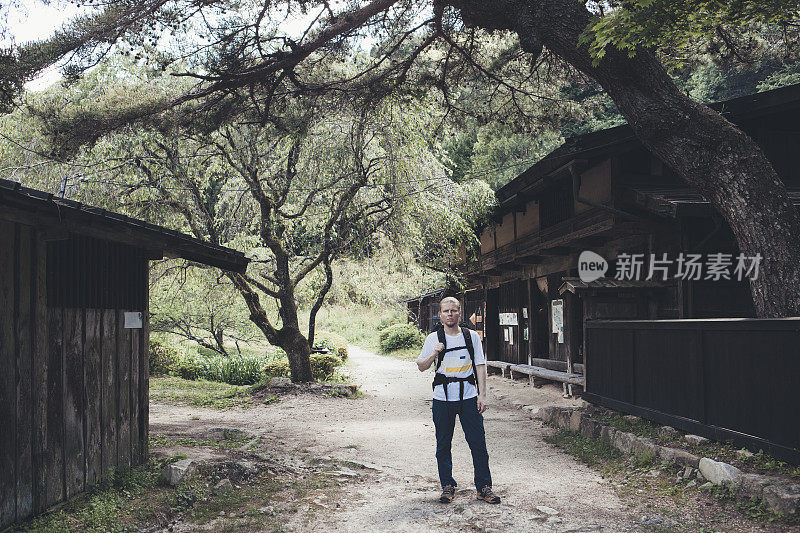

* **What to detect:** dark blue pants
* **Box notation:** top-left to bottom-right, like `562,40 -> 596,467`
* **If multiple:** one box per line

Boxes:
432,396 -> 492,490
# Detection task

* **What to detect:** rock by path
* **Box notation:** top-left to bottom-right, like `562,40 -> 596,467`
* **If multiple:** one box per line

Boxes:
150,346 -> 641,532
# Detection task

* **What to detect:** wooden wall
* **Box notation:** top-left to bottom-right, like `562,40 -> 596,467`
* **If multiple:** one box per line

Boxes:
585,318 -> 800,463
0,221 -> 149,529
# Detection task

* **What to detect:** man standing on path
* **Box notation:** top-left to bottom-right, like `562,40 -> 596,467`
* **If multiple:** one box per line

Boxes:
416,296 -> 501,505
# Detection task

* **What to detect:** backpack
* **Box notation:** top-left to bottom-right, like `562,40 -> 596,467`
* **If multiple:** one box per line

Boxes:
432,324 -> 479,401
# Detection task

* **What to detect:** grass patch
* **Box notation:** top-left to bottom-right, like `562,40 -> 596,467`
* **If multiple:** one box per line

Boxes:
13,458 -> 171,532
150,376 -> 256,409
546,426 -> 799,530
688,441 -> 800,480
544,428 -> 623,467
593,412 -> 660,440
13,452 -> 350,533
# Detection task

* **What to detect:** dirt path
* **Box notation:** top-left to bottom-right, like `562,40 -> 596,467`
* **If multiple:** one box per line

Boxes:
150,347 -> 642,532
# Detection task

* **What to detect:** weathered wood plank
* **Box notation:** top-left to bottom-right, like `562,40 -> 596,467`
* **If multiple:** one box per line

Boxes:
117,310 -> 131,470
0,222 -> 17,528
32,233 -> 47,513
84,308 -> 102,486
101,308 -> 117,477
509,364 -> 585,386
45,306 -> 64,508
64,307 -> 85,497
15,225 -> 34,519
129,322 -> 140,465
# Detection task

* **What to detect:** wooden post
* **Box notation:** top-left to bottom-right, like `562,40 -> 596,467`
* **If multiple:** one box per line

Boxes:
526,278 -> 534,365
563,294 -> 574,398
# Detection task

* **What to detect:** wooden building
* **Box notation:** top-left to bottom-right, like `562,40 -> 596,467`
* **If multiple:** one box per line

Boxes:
462,84 -> 800,388
0,179 -> 249,529
401,288 -> 485,337
401,288 -> 446,332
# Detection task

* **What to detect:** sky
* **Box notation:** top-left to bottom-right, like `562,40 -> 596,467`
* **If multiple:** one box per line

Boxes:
4,0 -> 380,91
3,1 -> 83,90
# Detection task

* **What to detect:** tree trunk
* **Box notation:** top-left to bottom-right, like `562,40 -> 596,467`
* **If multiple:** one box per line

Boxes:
451,0 -> 800,316
280,326 -> 314,382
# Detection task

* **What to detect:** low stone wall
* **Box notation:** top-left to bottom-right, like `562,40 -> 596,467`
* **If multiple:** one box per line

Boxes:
539,406 -> 800,517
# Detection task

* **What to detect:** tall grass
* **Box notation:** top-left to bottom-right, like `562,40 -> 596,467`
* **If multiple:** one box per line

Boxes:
174,351 -> 272,385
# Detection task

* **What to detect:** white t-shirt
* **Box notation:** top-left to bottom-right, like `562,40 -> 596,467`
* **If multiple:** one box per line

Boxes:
417,329 -> 486,402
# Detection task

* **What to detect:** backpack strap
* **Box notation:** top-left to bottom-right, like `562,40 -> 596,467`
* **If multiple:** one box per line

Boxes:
461,326 -> 479,395
434,326 -> 446,373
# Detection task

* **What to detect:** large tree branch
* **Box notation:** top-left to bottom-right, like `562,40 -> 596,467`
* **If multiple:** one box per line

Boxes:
172,0 -> 402,104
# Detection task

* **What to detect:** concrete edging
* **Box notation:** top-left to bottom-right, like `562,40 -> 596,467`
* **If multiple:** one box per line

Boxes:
538,406 -> 799,517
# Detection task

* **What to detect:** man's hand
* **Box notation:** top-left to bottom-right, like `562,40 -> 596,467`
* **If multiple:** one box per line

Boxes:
417,342 -> 445,372
477,394 -> 487,414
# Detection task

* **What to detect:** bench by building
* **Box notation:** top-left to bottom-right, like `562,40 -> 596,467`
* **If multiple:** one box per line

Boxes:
0,179 -> 249,528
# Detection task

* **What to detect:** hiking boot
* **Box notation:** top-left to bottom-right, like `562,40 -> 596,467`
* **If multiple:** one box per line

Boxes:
439,484 -> 455,503
477,485 -> 500,504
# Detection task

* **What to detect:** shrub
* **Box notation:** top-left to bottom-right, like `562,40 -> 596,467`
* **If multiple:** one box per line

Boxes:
210,354 -> 265,385
379,323 -> 423,352
263,360 -> 291,380
174,351 -> 272,385
197,345 -> 219,358
314,331 -> 348,359
149,339 -> 180,376
377,314 -> 403,332
173,352 -> 201,380
310,353 -> 344,380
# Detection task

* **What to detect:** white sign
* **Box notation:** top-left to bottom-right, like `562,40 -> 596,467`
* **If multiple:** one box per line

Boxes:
522,307 -> 528,319
508,327 -> 514,345
499,312 -> 518,326
579,250 -> 608,282
124,312 -> 143,329
503,328 -> 509,342
551,300 -> 563,334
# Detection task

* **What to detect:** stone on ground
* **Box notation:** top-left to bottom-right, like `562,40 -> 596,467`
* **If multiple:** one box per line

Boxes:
684,434 -> 709,445
162,458 -> 197,486
268,377 -> 293,389
213,478 -> 234,495
698,458 -> 741,485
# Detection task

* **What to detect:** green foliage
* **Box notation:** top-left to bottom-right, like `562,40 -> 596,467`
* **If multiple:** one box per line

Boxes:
313,331 -> 348,359
261,354 -> 343,381
379,323 -> 424,352
469,125 -> 562,189
173,351 -> 270,385
262,359 -> 291,380
309,353 -> 344,380
148,339 -> 180,376
581,1 -> 800,70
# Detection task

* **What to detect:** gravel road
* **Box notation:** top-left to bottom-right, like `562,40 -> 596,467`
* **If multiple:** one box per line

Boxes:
150,346 -> 642,532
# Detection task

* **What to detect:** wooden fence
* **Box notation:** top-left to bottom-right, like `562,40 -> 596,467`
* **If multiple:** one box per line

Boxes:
584,318 -> 800,463
1,223 -> 149,529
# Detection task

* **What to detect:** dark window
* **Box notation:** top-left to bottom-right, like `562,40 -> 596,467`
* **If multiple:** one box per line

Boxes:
539,180 -> 574,229
47,234 -> 145,310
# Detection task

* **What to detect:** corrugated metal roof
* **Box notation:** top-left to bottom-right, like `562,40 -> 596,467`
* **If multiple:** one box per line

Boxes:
559,277 -> 666,294
0,179 -> 249,273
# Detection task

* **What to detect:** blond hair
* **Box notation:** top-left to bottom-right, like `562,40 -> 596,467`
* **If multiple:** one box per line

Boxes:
439,296 -> 461,310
